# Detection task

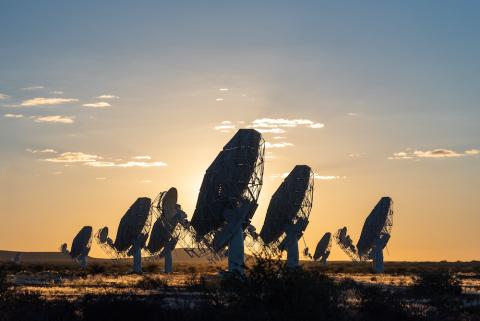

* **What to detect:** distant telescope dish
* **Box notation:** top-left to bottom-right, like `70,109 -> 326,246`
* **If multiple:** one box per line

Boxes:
258,165 -> 314,268
60,226 -> 93,268
334,197 -> 394,273
145,187 -> 188,273
190,129 -> 265,273
313,232 -> 332,264
96,197 -> 152,273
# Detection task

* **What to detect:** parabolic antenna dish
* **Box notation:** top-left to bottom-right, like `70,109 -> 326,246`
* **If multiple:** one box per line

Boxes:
260,165 -> 314,245
313,232 -> 332,261
70,226 -> 93,259
161,187 -> 178,220
146,188 -> 180,254
356,197 -> 393,259
190,128 -> 264,241
113,197 -> 152,252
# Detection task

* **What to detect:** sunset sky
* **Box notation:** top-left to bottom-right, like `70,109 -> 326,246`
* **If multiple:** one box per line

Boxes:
1,1 -> 479,261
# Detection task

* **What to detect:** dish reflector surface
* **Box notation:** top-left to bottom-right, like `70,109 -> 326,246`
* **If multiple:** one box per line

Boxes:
356,197 -> 393,258
113,197 -> 152,252
190,129 -> 264,239
70,226 -> 93,259
260,165 -> 312,244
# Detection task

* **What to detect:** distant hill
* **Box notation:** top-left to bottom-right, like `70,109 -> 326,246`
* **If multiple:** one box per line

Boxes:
0,249 -> 215,264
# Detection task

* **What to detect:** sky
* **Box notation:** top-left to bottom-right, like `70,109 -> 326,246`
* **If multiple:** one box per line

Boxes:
0,1 -> 479,261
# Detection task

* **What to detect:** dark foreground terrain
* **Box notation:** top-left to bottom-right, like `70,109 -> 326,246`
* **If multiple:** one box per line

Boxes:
1,258 -> 479,321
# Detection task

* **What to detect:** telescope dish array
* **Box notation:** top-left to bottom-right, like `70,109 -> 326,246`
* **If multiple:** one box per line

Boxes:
334,197 -> 393,273
313,232 -> 332,264
96,197 -> 152,273
189,129 -> 265,272
60,225 -> 93,268
250,165 -> 314,268
145,187 -> 189,273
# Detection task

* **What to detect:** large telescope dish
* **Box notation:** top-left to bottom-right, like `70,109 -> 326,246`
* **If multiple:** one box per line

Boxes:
260,165 -> 313,245
96,197 -> 152,273
191,129 -> 264,239
70,226 -> 93,259
258,165 -> 314,268
313,232 -> 332,263
190,129 -> 265,273
60,225 -> 93,268
113,197 -> 152,252
356,196 -> 393,259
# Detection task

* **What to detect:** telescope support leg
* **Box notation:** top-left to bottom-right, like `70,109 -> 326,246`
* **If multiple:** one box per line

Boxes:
228,225 -> 244,274
372,238 -> 384,274
133,245 -> 142,274
286,234 -> 299,268
164,248 -> 173,273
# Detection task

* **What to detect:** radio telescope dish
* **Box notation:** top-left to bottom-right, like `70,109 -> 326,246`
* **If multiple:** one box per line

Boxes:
313,232 -> 332,264
96,197 -> 152,273
334,197 -> 394,273
259,165 -> 314,268
145,187 -> 188,273
60,226 -> 93,268
190,129 -> 265,273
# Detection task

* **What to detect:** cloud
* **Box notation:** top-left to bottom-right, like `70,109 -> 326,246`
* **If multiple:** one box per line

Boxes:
97,94 -> 119,99
314,174 -> 345,180
95,177 -> 106,180
26,148 -> 57,154
133,155 -> 152,160
4,113 -> 23,118
50,91 -> 64,95
0,93 -> 10,100
21,97 -> 78,106
250,118 -> 324,129
86,161 -> 167,168
82,102 -> 111,108
389,148 -> 479,160
271,172 -> 344,180
347,112 -> 359,116
38,150 -> 166,168
465,149 -> 480,155
33,115 -> 74,124
43,152 -> 100,163
255,128 -> 286,134
265,142 -> 294,149
219,88 -> 229,91
215,98 -> 224,101
21,86 -> 44,91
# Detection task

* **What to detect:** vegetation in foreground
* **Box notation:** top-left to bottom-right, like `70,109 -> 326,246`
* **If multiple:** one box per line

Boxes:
0,259 -> 479,321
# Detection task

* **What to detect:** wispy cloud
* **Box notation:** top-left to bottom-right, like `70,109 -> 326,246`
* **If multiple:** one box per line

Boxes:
37,150 -> 166,168
43,152 -> 100,163
249,118 -> 324,129
215,98 -> 224,101
21,97 -> 78,106
132,155 -> 152,160
4,113 -> 23,118
347,112 -> 359,116
26,148 -> 57,154
21,86 -> 44,91
86,161 -> 167,168
139,179 -> 153,183
389,148 -> 480,160
50,91 -> 64,95
33,115 -> 74,124
0,93 -> 10,100
219,88 -> 229,91
82,102 -> 111,108
213,120 -> 235,132
265,142 -> 294,149
271,172 -> 344,180
314,174 -> 345,180
97,94 -> 119,99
